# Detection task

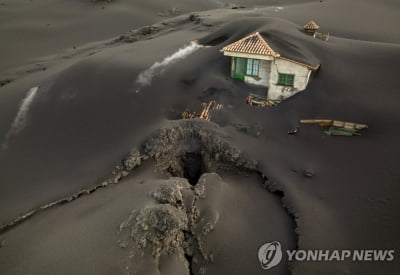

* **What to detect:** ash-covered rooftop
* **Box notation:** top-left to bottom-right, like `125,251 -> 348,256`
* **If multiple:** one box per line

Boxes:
221,31 -> 320,70
221,32 -> 280,57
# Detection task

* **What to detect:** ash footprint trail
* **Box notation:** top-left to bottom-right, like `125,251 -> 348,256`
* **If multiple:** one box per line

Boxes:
2,86 -> 39,150
135,41 -> 203,92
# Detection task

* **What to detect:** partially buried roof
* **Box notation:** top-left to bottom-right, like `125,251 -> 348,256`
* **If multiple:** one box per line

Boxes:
303,20 -> 320,31
221,32 -> 320,70
221,32 -> 280,57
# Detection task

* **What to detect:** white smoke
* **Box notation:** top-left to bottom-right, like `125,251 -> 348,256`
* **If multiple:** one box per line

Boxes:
2,86 -> 39,150
135,41 -> 202,91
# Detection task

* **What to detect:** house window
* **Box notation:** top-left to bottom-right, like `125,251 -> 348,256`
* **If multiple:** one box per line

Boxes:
277,73 -> 295,86
246,59 -> 259,76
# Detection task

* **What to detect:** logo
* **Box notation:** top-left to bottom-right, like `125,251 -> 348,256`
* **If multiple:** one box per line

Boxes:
257,241 -> 395,270
258,241 -> 283,270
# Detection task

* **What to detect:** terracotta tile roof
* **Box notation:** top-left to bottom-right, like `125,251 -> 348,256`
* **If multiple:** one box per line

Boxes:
221,32 -> 320,71
303,20 -> 320,30
221,32 -> 280,57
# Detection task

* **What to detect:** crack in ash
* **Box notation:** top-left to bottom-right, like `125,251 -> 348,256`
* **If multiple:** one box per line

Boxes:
258,171 -> 299,274
0,119 -> 299,275
118,176 -> 215,274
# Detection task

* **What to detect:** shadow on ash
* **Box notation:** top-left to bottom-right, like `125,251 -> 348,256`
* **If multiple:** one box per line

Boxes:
112,119 -> 259,275
109,118 -> 258,186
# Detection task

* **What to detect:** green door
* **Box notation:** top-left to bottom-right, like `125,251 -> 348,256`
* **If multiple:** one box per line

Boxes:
233,57 -> 246,81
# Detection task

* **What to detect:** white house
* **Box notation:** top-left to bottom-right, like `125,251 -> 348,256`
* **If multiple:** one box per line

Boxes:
221,32 -> 320,101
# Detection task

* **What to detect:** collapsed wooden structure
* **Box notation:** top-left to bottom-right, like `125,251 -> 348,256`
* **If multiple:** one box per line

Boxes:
181,101 -> 223,121
246,93 -> 281,107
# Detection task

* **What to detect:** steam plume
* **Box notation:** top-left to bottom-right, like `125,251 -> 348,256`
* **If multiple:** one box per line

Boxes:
2,86 -> 39,150
135,41 -> 202,91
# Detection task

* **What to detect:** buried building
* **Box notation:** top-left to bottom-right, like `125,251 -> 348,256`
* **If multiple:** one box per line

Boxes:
221,32 -> 320,101
303,20 -> 320,34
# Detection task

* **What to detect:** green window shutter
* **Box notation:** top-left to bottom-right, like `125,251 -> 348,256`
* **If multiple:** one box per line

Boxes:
277,73 -> 295,86
288,74 -> 294,85
233,57 -> 246,80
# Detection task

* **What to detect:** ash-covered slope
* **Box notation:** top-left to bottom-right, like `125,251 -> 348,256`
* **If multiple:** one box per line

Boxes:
0,119 -> 296,275
0,1 -> 400,274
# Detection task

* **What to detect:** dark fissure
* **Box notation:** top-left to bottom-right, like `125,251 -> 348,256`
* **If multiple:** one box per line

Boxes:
184,253 -> 195,275
182,152 -> 204,185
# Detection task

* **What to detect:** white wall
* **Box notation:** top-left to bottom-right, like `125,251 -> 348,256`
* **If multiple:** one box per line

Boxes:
227,54 -> 313,101
267,58 -> 312,100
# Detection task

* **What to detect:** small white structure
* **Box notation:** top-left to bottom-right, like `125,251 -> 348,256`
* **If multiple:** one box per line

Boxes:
221,32 -> 320,101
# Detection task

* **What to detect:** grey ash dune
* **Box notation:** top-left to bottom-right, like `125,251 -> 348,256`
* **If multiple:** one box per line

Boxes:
0,0 -> 400,274
0,119 -> 296,274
